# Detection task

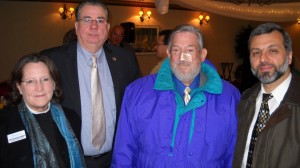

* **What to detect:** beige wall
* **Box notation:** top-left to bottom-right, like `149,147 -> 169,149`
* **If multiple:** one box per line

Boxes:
0,1 -> 299,82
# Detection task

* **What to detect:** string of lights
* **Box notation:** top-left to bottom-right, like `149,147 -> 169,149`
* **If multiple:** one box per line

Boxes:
228,0 -> 274,6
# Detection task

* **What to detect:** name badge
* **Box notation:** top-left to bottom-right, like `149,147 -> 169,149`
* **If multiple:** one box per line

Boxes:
7,130 -> 26,143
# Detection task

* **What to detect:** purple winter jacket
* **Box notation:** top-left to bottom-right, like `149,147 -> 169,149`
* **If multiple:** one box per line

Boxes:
112,59 -> 240,167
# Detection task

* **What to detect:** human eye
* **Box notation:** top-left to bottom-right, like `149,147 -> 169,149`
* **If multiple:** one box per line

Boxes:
186,47 -> 195,54
25,79 -> 35,85
41,77 -> 51,83
83,18 -> 92,23
250,50 -> 261,57
171,47 -> 180,54
96,18 -> 106,24
269,49 -> 278,55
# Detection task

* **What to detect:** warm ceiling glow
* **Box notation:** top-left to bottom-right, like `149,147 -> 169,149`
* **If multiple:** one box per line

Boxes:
199,13 -> 210,25
58,4 -> 74,20
139,8 -> 151,22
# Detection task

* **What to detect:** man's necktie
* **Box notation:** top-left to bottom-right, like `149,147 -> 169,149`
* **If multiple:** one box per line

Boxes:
91,55 -> 106,150
246,93 -> 273,168
184,87 -> 191,105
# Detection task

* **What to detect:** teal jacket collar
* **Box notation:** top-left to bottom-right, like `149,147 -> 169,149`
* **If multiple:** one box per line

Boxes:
154,58 -> 222,95
153,58 -> 223,152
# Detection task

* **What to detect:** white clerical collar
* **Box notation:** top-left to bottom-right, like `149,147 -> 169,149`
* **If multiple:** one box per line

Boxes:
25,102 -> 50,114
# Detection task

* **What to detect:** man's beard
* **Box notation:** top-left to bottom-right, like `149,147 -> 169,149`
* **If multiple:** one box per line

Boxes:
251,56 -> 289,84
171,60 -> 201,84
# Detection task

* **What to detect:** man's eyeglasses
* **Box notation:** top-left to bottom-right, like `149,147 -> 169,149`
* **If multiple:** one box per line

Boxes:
170,46 -> 198,57
77,18 -> 107,25
21,77 -> 53,87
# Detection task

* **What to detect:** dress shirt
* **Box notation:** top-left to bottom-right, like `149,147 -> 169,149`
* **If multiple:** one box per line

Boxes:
77,44 -> 116,155
241,73 -> 292,167
173,73 -> 200,97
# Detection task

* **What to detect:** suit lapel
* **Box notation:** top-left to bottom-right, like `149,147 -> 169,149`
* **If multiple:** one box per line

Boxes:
103,44 -> 121,113
64,43 -> 82,117
265,73 -> 300,129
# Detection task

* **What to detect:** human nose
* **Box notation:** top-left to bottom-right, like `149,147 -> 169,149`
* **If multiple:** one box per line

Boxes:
180,50 -> 192,62
260,50 -> 269,62
179,51 -> 185,60
90,20 -> 98,28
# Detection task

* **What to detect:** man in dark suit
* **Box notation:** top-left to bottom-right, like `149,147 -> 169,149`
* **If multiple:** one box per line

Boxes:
41,1 -> 141,167
107,25 -> 135,53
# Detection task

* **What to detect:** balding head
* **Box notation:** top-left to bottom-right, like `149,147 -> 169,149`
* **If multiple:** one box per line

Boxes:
109,25 -> 125,46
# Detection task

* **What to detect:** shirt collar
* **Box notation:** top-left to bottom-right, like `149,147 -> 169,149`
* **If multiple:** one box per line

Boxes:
173,73 -> 200,96
26,102 -> 50,114
154,58 -> 222,95
259,73 -> 292,103
77,43 -> 104,66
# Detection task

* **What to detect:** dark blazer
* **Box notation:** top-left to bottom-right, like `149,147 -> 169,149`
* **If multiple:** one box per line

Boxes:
41,42 -> 140,167
41,41 -> 141,119
0,105 -> 81,168
232,73 -> 300,167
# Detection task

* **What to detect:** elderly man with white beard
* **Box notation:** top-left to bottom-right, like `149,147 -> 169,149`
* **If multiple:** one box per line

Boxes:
111,24 -> 241,168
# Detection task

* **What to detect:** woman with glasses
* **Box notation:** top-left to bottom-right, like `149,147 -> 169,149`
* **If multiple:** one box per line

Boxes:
0,53 -> 86,168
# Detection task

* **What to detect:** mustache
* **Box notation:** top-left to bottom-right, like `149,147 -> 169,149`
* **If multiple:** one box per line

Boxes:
258,62 -> 274,68
177,60 -> 191,66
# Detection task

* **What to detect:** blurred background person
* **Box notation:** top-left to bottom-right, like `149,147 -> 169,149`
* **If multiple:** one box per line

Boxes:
0,53 -> 86,168
107,25 -> 135,53
150,29 -> 172,74
107,24 -> 140,77
63,28 -> 77,45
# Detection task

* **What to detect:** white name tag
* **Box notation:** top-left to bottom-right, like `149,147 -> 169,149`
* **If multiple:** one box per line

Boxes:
7,130 -> 26,143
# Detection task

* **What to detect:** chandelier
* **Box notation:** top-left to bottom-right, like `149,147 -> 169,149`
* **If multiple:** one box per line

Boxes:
138,8 -> 152,22
229,0 -> 274,6
58,4 -> 74,19
199,13 -> 210,26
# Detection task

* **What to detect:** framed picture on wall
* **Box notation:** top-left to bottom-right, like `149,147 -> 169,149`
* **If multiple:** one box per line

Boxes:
133,25 -> 159,55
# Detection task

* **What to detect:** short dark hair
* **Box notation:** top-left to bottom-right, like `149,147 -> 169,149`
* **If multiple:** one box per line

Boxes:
75,1 -> 109,21
249,23 -> 292,53
159,29 -> 172,45
10,53 -> 63,104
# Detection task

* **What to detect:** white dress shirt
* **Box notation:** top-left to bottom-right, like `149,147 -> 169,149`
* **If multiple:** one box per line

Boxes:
241,73 -> 292,167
